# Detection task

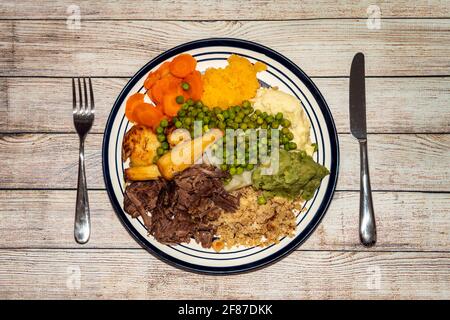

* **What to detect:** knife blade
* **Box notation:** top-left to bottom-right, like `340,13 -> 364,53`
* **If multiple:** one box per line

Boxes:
349,52 -> 367,139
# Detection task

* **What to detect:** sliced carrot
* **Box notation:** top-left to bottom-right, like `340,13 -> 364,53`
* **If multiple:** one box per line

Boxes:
144,61 -> 172,90
146,87 -> 154,101
151,74 -> 182,104
169,54 -> 197,78
183,70 -> 203,101
150,80 -> 166,104
144,71 -> 160,90
163,92 -> 183,117
125,92 -> 145,122
157,61 -> 171,78
133,102 -> 164,130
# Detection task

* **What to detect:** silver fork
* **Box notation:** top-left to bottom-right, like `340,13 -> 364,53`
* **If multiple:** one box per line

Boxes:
73,78 -> 95,244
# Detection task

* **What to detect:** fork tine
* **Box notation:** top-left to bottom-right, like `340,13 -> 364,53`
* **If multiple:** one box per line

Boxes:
72,78 -> 77,113
88,78 -> 95,113
83,78 -> 88,113
78,78 -> 83,112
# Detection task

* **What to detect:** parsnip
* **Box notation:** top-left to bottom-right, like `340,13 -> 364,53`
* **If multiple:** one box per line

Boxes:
167,128 -> 191,148
157,129 -> 223,180
125,165 -> 161,181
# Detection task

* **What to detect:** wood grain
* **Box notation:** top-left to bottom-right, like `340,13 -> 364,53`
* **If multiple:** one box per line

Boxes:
0,249 -> 448,299
1,77 -> 449,134
1,19 -> 449,77
0,190 -> 448,251
1,0 -> 449,20
1,133 -> 448,190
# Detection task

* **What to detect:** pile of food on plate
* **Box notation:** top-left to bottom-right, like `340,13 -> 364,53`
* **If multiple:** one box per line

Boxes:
122,53 -> 329,251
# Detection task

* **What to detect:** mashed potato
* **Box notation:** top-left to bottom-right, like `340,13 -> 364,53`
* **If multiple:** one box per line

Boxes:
252,88 -> 314,156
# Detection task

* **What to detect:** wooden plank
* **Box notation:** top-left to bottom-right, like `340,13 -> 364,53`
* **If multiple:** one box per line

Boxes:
1,133 -> 448,190
1,19 -> 449,77
0,249 -> 448,299
0,190 -> 448,251
1,0 -> 449,20
1,77 -> 449,134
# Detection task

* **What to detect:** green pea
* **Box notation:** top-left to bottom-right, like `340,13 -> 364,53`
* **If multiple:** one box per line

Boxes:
197,111 -> 205,119
209,120 -> 217,128
220,164 -> 228,171
229,166 -> 237,175
178,110 -> 186,117
186,98 -> 194,106
281,119 -> 291,128
246,163 -> 254,171
250,114 -> 258,122
175,121 -> 182,128
222,110 -> 230,119
184,118 -> 192,126
161,142 -> 169,150
255,109 -> 262,116
262,112 -> 268,119
235,117 -> 242,124
236,167 -> 244,175
160,119 -> 168,128
247,122 -> 255,129
157,147 -> 164,156
237,111 -> 245,119
271,121 -> 280,129
232,123 -> 239,130
213,107 -> 221,114
228,111 -> 235,120
233,106 -> 240,113
156,126 -> 164,134
181,82 -> 190,91
182,103 -> 189,110
217,122 -> 225,131
242,100 -> 251,108
157,134 -> 166,142
287,132 -> 294,140
203,116 -> 210,124
240,123 -> 248,130
256,117 -> 264,125
266,115 -> 274,123
175,95 -> 184,104
203,124 -> 209,132
275,112 -> 283,120
257,195 -> 267,205
261,123 -> 268,129
217,114 -> 225,121
195,101 -> 203,108
281,127 -> 290,135
288,142 -> 297,150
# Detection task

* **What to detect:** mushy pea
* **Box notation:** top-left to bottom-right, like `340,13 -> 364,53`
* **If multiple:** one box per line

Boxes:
252,149 -> 329,201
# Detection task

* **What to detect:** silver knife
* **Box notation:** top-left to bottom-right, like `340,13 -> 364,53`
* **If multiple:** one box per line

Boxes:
349,52 -> 376,246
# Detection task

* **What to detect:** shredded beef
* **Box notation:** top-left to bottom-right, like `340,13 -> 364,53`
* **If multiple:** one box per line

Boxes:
123,164 -> 240,248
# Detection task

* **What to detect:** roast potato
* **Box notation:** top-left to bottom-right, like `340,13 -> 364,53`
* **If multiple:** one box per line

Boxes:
122,125 -> 160,167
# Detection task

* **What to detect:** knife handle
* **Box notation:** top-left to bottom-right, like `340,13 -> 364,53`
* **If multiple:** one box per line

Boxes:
359,138 -> 376,246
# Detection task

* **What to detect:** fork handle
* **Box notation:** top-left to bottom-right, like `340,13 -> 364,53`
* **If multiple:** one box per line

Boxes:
359,138 -> 376,246
74,139 -> 90,244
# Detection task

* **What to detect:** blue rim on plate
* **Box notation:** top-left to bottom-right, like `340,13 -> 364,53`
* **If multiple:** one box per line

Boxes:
102,38 -> 339,274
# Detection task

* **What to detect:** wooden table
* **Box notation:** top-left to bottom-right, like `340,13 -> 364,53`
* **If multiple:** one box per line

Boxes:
0,0 -> 449,299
